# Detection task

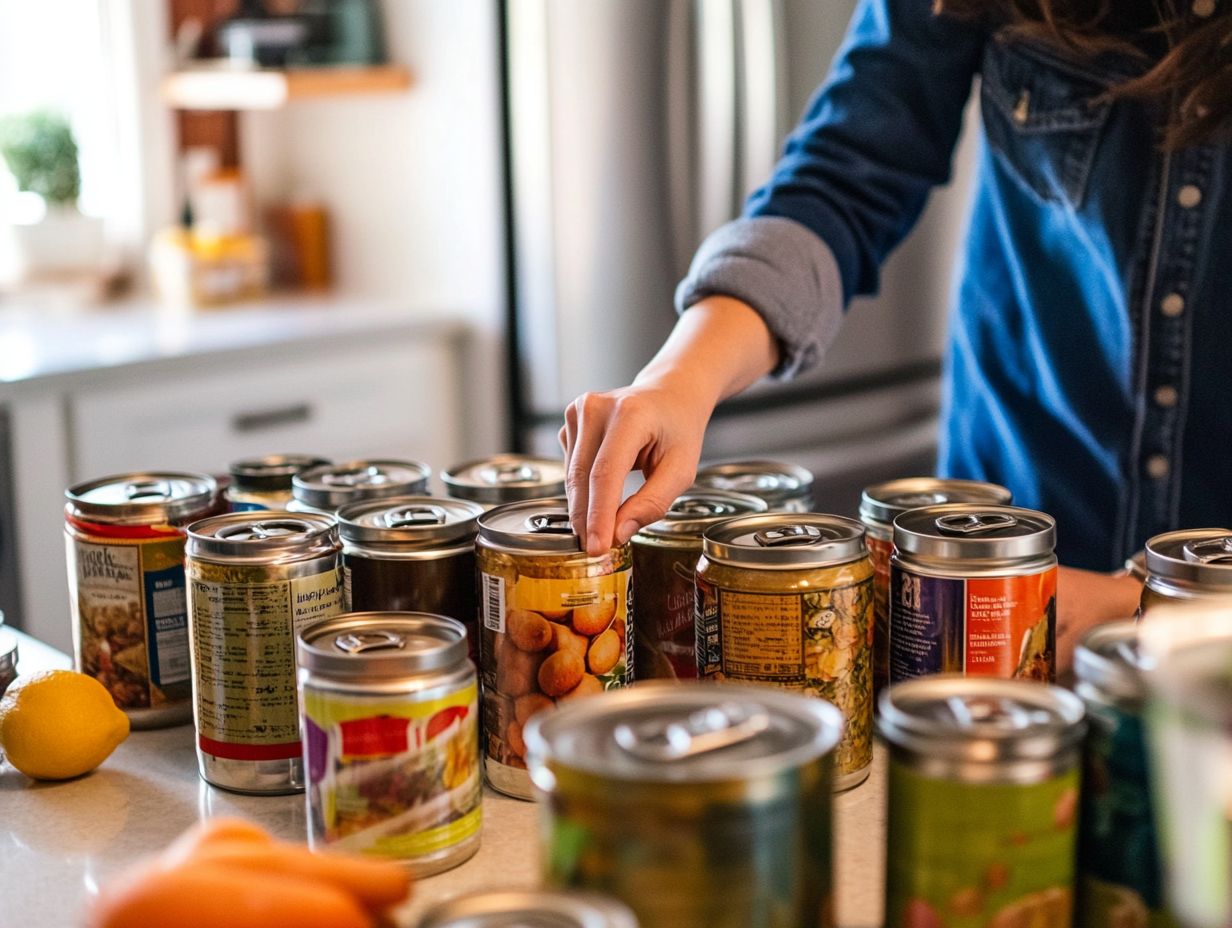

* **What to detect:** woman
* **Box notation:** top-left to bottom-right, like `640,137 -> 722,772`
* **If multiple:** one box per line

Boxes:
560,0 -> 1231,664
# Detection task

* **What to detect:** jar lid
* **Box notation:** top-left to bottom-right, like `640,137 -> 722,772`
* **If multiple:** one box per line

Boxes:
297,612 -> 468,679
337,496 -> 483,548
67,472 -> 218,525
701,513 -> 866,568
892,504 -> 1055,561
443,455 -> 567,505
229,454 -> 331,492
477,497 -> 588,554
418,890 -> 638,928
693,460 -> 813,508
639,489 -> 767,539
292,459 -> 431,511
859,477 -> 1012,527
1074,621 -> 1145,704
186,512 -> 338,561
525,681 -> 842,784
1144,528 -> 1232,588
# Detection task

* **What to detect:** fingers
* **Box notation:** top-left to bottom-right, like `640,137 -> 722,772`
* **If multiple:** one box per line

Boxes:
564,393 -> 616,550
584,409 -> 655,556
611,451 -> 696,547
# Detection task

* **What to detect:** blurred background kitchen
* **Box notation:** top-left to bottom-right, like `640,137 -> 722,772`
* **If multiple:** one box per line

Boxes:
0,0 -> 977,650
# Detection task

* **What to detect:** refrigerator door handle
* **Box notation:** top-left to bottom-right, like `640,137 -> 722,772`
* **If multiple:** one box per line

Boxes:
696,0 -> 740,236
737,0 -> 787,200
665,0 -> 697,277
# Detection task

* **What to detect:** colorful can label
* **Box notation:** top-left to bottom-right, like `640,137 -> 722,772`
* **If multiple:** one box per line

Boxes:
631,541 -> 699,679
867,533 -> 894,700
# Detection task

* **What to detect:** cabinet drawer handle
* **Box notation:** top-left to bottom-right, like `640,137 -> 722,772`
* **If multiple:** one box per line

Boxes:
231,403 -> 313,433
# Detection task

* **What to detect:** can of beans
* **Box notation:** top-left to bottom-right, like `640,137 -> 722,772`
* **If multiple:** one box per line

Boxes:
525,682 -> 843,928
879,676 -> 1085,928
226,454 -> 330,512
66,472 -> 218,728
337,496 -> 484,661
693,459 -> 814,512
890,504 -> 1057,683
1073,622 -> 1171,928
289,459 -> 432,518
420,891 -> 639,928
695,513 -> 873,790
297,612 -> 481,875
475,498 -> 632,800
1140,528 -> 1232,619
443,454 -> 566,509
185,512 -> 343,793
631,489 -> 765,680
859,478 -> 1012,701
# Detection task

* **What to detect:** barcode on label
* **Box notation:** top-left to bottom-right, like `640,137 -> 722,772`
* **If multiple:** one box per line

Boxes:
482,573 -> 506,633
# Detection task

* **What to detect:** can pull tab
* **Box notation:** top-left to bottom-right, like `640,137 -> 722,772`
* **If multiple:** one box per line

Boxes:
613,703 -> 770,762
385,506 -> 447,528
489,462 -> 540,485
324,465 -> 387,488
1182,536 -> 1232,565
218,519 -> 311,541
525,513 -> 574,535
754,524 -> 821,547
334,631 -> 405,654
672,498 -> 736,518
943,695 -> 1053,731
125,480 -> 173,502
935,513 -> 1018,536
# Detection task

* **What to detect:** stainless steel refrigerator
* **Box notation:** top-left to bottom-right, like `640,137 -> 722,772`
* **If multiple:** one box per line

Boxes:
502,0 -> 977,515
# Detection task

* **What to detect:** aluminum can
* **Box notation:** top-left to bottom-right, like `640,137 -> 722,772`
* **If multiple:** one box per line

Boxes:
859,478 -> 1012,701
879,676 -> 1086,928
890,504 -> 1057,683
525,681 -> 843,928
695,513 -> 873,790
0,628 -> 17,698
186,511 -> 342,793
631,489 -> 765,680
1073,622 -> 1173,928
693,459 -> 814,511
297,612 -> 481,876
1140,528 -> 1232,619
420,890 -> 638,928
289,459 -> 432,517
66,471 -> 218,728
443,454 -> 566,509
225,454 -> 330,512
476,497 -> 632,800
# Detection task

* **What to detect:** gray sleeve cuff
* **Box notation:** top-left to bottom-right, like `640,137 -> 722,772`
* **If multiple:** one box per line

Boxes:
674,216 -> 844,380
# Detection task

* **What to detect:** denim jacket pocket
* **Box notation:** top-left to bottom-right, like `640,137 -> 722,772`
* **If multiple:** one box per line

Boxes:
980,39 -> 1111,208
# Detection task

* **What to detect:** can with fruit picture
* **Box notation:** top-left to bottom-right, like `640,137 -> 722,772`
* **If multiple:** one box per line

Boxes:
879,676 -> 1086,928
476,498 -> 632,800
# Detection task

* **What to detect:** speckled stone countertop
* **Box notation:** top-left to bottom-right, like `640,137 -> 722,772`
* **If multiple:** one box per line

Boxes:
0,631 -> 886,927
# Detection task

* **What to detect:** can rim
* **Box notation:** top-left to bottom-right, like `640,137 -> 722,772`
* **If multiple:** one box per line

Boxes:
292,459 -> 432,510
442,454 -> 567,504
701,513 -> 866,568
229,454 -> 331,492
418,890 -> 638,928
477,497 -> 586,554
892,504 -> 1056,561
693,459 -> 813,505
337,495 -> 483,548
638,488 -> 768,538
186,511 -> 338,559
66,471 -> 217,525
858,477 -> 1012,527
297,612 -> 469,678
1144,528 -> 1232,587
1073,621 -> 1144,704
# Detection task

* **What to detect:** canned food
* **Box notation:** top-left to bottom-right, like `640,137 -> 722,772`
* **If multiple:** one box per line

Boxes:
879,676 -> 1086,928
186,512 -> 342,793
525,682 -> 843,928
226,454 -> 330,512
890,504 -> 1057,683
297,612 -> 481,876
693,459 -> 814,512
289,459 -> 432,517
66,472 -> 218,727
337,496 -> 483,660
1140,528 -> 1232,618
859,478 -> 1012,700
695,513 -> 873,789
1073,622 -> 1171,928
476,498 -> 632,800
443,454 -> 566,508
420,890 -> 638,928
631,489 -> 766,680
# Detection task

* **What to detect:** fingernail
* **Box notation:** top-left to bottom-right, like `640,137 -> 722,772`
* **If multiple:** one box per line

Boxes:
587,532 -> 604,555
616,520 -> 641,545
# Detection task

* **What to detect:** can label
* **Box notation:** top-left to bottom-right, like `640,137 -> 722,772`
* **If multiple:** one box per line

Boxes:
890,566 -> 1057,682
631,543 -> 698,679
302,680 -> 481,860
886,757 -> 1079,927
866,534 -> 893,700
190,566 -> 342,760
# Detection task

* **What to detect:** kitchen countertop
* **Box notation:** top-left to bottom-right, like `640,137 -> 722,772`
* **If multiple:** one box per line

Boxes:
0,630 -> 887,927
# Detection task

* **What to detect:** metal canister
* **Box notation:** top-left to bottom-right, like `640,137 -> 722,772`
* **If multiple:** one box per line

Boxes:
289,459 -> 432,517
1140,528 -> 1232,619
859,478 -> 1013,700
225,454 -> 330,512
476,497 -> 633,800
525,682 -> 843,928
631,489 -> 766,680
879,676 -> 1086,928
297,612 -> 481,876
65,472 -> 218,727
1073,622 -> 1171,928
185,512 -> 342,793
890,504 -> 1057,683
693,459 -> 814,512
0,628 -> 17,698
695,513 -> 873,790
420,891 -> 639,928
443,454 -> 566,509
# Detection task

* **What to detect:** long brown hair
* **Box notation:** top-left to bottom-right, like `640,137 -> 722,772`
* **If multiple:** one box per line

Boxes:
936,0 -> 1232,147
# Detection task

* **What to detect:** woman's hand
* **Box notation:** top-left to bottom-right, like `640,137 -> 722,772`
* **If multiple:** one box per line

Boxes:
1054,565 -> 1142,676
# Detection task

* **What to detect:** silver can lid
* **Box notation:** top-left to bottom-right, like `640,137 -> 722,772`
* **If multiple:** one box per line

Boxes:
297,612 -> 469,679
1144,528 -> 1232,588
419,890 -> 639,928
693,459 -> 813,508
0,628 -> 17,683
859,477 -> 1012,528
443,454 -> 567,505
525,681 -> 842,784
1074,621 -> 1145,705
478,497 -> 587,554
292,459 -> 431,511
228,454 -> 330,492
701,513 -> 866,568
892,504 -> 1056,561
337,495 -> 483,549
66,471 -> 217,525
639,489 -> 767,539
186,512 -> 338,561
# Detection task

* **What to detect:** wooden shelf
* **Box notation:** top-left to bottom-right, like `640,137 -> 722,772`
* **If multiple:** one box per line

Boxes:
162,64 -> 412,110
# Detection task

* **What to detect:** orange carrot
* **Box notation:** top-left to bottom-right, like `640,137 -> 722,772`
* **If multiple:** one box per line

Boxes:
162,817 -> 272,865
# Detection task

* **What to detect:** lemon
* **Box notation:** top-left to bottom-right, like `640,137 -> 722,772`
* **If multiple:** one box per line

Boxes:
0,669 -> 130,780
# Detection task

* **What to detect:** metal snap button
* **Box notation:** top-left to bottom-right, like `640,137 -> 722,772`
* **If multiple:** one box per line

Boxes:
1153,385 -> 1179,409
1145,454 -> 1171,480
1192,0 -> 1216,17
1177,185 -> 1203,208
1160,293 -> 1185,318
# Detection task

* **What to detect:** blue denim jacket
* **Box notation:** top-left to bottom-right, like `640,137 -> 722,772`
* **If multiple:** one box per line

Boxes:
677,0 -> 1230,570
